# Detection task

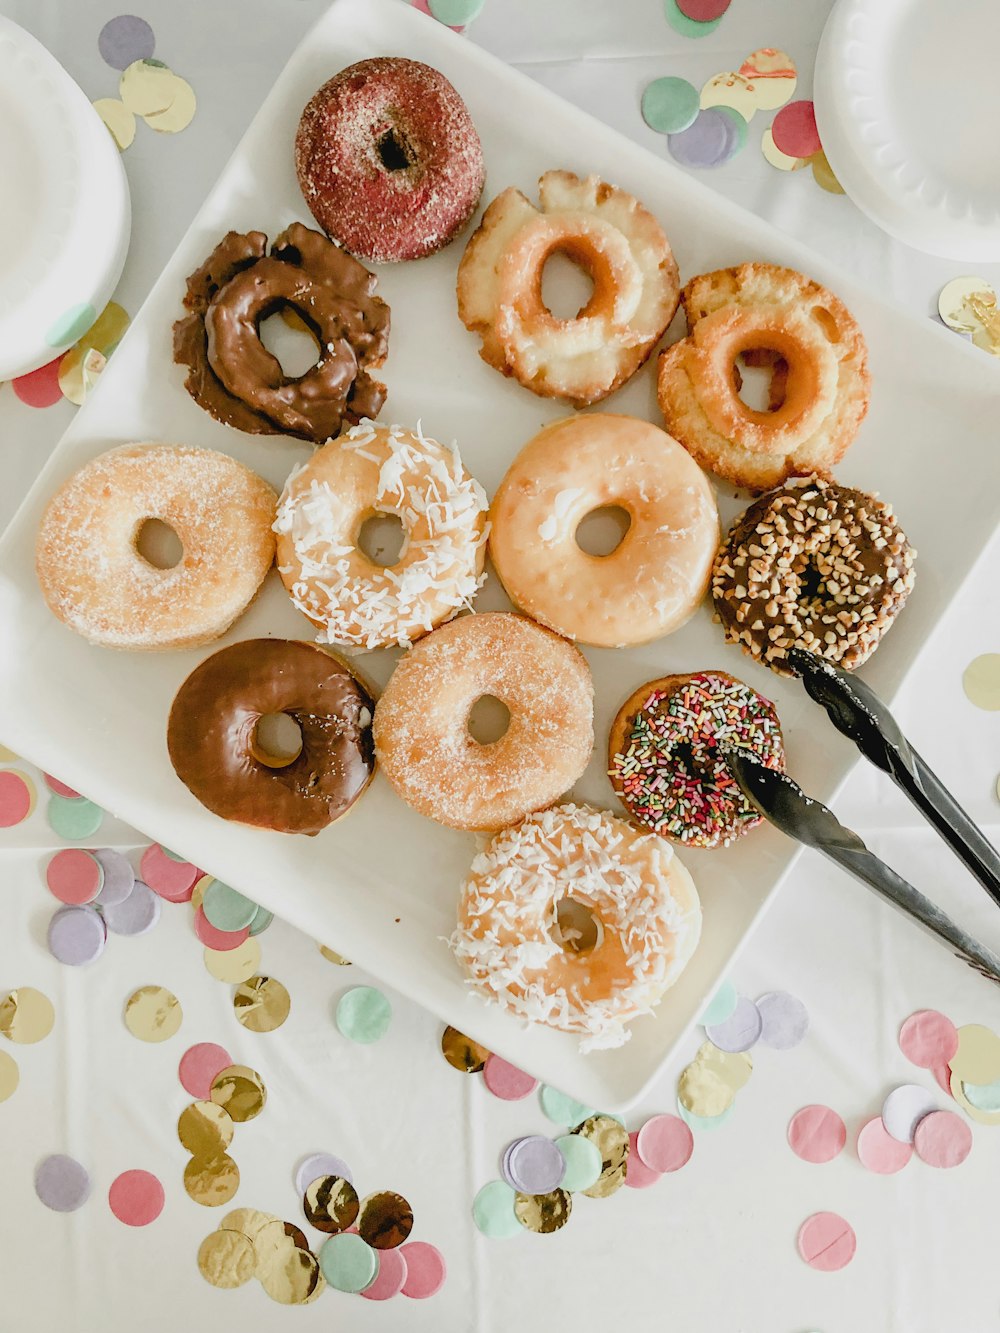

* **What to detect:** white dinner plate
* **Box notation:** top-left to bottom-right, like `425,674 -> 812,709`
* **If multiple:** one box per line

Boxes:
0,0 -> 998,1108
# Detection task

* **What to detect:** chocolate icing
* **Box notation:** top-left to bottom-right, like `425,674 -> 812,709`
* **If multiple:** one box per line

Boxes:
173,223 -> 389,443
167,638 -> 375,835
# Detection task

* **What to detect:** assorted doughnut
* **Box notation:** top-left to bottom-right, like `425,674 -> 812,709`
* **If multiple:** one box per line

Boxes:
32,51 -> 919,1050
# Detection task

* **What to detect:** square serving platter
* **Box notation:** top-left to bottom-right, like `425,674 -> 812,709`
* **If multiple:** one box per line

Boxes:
1,0 -> 998,1109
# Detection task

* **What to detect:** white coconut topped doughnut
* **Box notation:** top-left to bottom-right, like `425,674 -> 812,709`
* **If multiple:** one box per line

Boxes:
275,419 -> 489,651
451,802 -> 702,1050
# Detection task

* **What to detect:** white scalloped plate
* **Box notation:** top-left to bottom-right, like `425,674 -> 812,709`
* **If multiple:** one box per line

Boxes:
815,0 -> 1000,260
0,18 -> 130,380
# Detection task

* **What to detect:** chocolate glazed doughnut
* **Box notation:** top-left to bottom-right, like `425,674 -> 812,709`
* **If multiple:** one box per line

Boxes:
167,639 -> 375,834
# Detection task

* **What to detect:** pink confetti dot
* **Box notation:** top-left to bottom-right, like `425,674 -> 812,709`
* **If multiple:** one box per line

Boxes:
411,0 -> 465,32
898,1010 -> 959,1069
0,770 -> 34,827
193,906 -> 249,952
400,1241 -> 447,1299
108,1169 -> 164,1226
624,1132 -> 662,1188
12,358 -> 63,408
140,844 -> 198,902
787,1104 -> 846,1164
676,0 -> 731,19
771,100 -> 822,159
482,1054 -> 538,1101
178,1042 -> 232,1100
931,1063 -> 954,1097
361,1244 -> 408,1300
43,774 -> 83,800
797,1211 -> 856,1271
635,1113 -> 694,1173
45,848 -> 103,905
856,1116 -> 913,1174
913,1110 -> 972,1168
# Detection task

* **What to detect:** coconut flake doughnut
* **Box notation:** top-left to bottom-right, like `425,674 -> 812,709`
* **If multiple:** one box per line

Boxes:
657,263 -> 870,489
451,803 -> 702,1050
35,444 -> 276,650
373,613 -> 593,831
274,420 -> 489,650
489,414 -> 719,648
458,171 -> 680,407
295,57 -> 485,263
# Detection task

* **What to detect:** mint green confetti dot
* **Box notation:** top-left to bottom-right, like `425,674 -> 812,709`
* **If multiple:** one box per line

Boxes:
248,905 -> 274,936
641,76 -> 700,134
160,847 -> 188,862
540,1085 -> 594,1128
677,1098 -> 736,1132
319,1233 -> 379,1292
202,880 -> 257,932
964,1078 -> 1000,1112
336,986 -> 391,1043
663,0 -> 722,37
701,980 -> 738,1027
429,0 -> 485,23
555,1135 -> 602,1192
45,302 -> 97,348
472,1180 -> 521,1239
47,795 -> 103,840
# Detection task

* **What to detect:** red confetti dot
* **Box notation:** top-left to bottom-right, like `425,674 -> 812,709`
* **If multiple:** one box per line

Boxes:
0,770 -> 34,826
45,848 -> 103,905
140,844 -> 198,902
400,1241 -> 447,1299
676,0 -> 731,19
482,1054 -> 538,1101
12,358 -> 63,408
624,1132 -> 662,1188
178,1042 -> 232,1099
193,906 -> 249,952
108,1169 -> 164,1226
43,773 -> 83,800
771,100 -> 822,160
361,1244 -> 408,1300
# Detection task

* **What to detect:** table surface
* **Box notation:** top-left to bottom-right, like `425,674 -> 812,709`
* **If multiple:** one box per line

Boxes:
1,2 -> 999,1330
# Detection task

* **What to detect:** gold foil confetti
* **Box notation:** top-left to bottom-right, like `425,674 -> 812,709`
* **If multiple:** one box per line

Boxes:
514,1188 -> 572,1233
119,59 -> 175,116
233,976 -> 290,1034
254,1221 -> 322,1305
761,127 -> 807,171
124,985 -> 182,1042
57,301 -> 130,405
178,1100 -> 235,1156
0,987 -> 55,1044
678,1060 -> 736,1118
811,149 -> 845,194
143,74 -> 196,133
184,1152 -> 240,1207
966,290 -> 1000,354
318,944 -> 351,966
949,1023 -> 1000,1084
739,47 -> 797,109
938,277 -> 1000,353
303,1175 -> 359,1234
573,1115 -> 629,1198
0,1049 -> 19,1102
700,71 -> 758,121
210,1064 -> 267,1122
441,1025 -> 490,1073
694,1041 -> 753,1093
204,936 -> 261,984
191,874 -> 211,913
221,1206 -> 278,1242
92,97 -> 135,150
197,1228 -> 256,1288
357,1190 -> 414,1249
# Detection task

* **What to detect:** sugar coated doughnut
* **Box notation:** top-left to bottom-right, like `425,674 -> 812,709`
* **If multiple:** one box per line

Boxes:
713,474 -> 916,674
489,414 -> 719,648
296,58 -> 485,263
609,671 -> 785,848
458,171 -> 679,406
35,444 -> 276,650
373,613 -> 593,831
275,420 -> 489,650
167,639 -> 374,834
451,803 -> 702,1049
658,263 -> 870,489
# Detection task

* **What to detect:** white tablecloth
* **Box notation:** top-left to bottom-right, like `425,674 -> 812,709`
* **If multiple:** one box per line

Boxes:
1,2 -> 999,1330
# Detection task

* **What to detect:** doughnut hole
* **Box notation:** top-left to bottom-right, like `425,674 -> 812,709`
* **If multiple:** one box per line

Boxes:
731,347 -> 789,414
574,505 -> 632,557
251,712 -> 304,769
467,694 -> 511,746
794,554 -> 832,617
258,306 -> 322,379
135,518 -> 183,570
541,247 -> 597,321
376,126 -> 413,173
357,511 -> 406,568
551,897 -> 603,955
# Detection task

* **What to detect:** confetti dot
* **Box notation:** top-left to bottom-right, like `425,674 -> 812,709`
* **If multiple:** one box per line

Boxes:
58,301 -> 130,405
472,1180 -> 521,1239
0,769 -> 35,827
361,1245 -> 408,1300
45,303 -> 97,349
811,150 -> 845,194
411,0 -> 466,32
203,936 -> 261,984
663,0 -> 722,38
119,59 -> 175,116
700,71 -> 758,121
641,76 -> 701,135
92,97 -> 136,151
963,1078 -> 1000,1113
677,1097 -> 735,1132
12,359 -> 63,408
43,774 -> 81,799
428,0 -> 484,22
881,1084 -> 940,1143
624,1133 -> 662,1188
48,905 -> 106,965
102,879 -> 160,936
899,1009 -> 959,1068
668,107 -> 738,167
761,126 -> 808,171
197,1229 -> 256,1289
771,100 -> 822,160
319,1232 -> 380,1292
704,995 -> 762,1052
539,1085 -> 594,1128
0,1049 -> 18,1102
179,1043 -> 232,1100
35,1154 -> 92,1211
336,986 -> 391,1043
0,987 -> 55,1044
248,905 -> 274,936
47,795 -> 103,840
503,1136 -> 566,1194
108,1169 -> 164,1226
963,654 -> 1000,710
295,1153 -> 354,1195
856,1116 -> 913,1174
194,906 -> 250,952
400,1241 -> 447,1299
553,1134 -> 602,1193
676,0 -> 730,18
740,47 -> 798,109
124,985 -> 182,1042
45,848 -> 103,905
140,844 -> 198,901
787,1105 -> 846,1164
913,1110 -> 972,1168
483,1054 -> 538,1100
756,991 -> 809,1049
91,848 -> 135,907
950,1023 -> 1000,1084
701,980 -> 738,1026
143,74 -> 196,134
797,1212 -> 856,1272
98,15 -> 155,69
202,879 -> 258,932
233,975 -> 291,1033
636,1113 -> 694,1172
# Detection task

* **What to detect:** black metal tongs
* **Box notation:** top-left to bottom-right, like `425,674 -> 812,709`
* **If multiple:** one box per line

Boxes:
722,648 -> 1000,985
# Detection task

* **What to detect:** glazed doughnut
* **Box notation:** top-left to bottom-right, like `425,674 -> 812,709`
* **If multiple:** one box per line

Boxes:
712,474 -> 916,674
609,671 -> 785,849
450,803 -> 702,1050
657,263 -> 870,489
295,57 -> 485,263
173,224 -> 389,444
373,613 -> 593,831
35,444 -> 276,650
488,414 -> 719,648
458,171 -> 679,407
167,639 -> 374,835
274,420 -> 489,650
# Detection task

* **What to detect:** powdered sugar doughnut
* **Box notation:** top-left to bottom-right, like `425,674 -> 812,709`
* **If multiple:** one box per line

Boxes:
274,420 -> 489,650
373,613 -> 593,831
36,444 -> 276,650
451,803 -> 702,1050
295,58 -> 485,264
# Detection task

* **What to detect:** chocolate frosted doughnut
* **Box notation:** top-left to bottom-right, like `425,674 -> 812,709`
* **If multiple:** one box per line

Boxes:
296,57 -> 485,263
167,639 -> 374,834
173,223 -> 389,444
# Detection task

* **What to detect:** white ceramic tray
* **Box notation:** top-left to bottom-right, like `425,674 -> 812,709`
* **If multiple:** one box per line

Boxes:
0,0 -> 998,1109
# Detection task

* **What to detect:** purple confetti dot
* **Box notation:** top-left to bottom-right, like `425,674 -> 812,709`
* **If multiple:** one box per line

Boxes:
35,1154 -> 92,1211
92,848 -> 136,908
98,15 -> 155,70
756,991 -> 809,1049
48,905 -> 106,965
294,1153 -> 354,1197
101,879 -> 160,936
667,107 -> 736,168
704,994 -> 762,1052
503,1136 -> 566,1194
